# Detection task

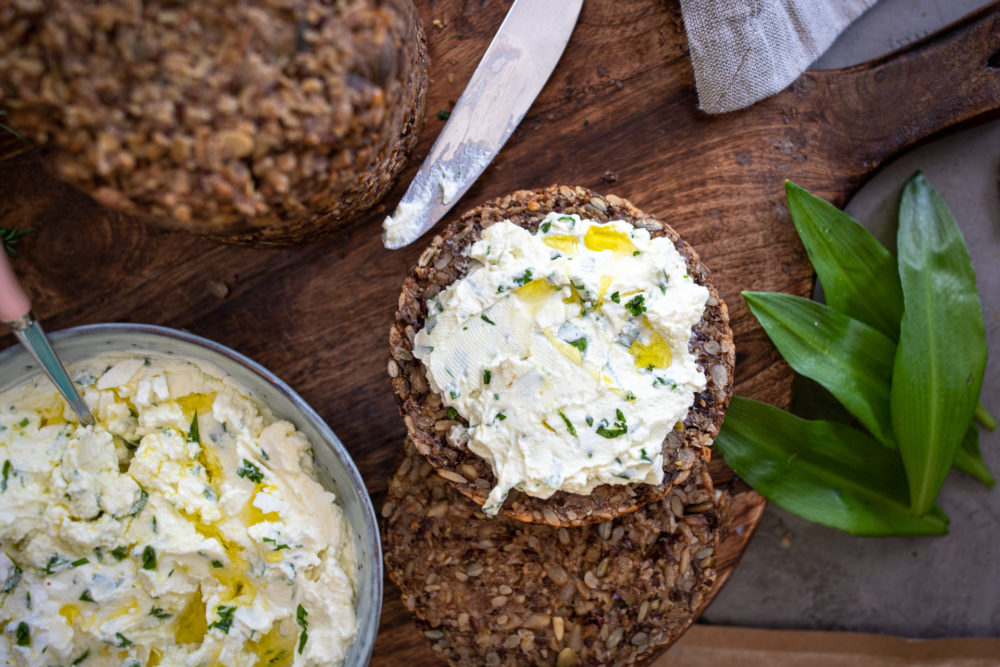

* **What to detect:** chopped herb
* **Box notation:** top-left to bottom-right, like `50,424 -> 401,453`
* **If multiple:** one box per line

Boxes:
437,109 -> 451,121
481,313 -> 495,325
71,557 -> 89,568
610,291 -> 620,303
614,472 -> 631,479
0,226 -> 34,259
632,250 -> 640,256
43,555 -> 68,575
15,621 -> 29,646
483,370 -> 492,385
150,606 -> 172,619
1,459 -> 10,492
128,407 -> 138,419
237,459 -> 265,484
540,221 -> 552,233
152,516 -> 158,533
558,411 -> 577,437
79,589 -> 94,602
625,391 -> 637,402
446,407 -> 458,420
262,537 -> 291,551
641,448 -> 652,462
116,632 -> 133,648
211,560 -> 224,569
16,417 -> 28,428
455,32 -> 463,38
71,649 -> 89,665
208,605 -> 236,634
141,546 -> 157,570
567,337 -> 588,354
558,216 -> 575,223
259,448 -> 269,461
586,416 -> 594,427
2,564 -> 22,593
583,119 -> 589,126
596,409 -> 628,438
188,412 -> 200,444
296,604 -> 309,630
653,376 -> 677,389
496,413 -> 507,421
625,294 -> 646,317
129,489 -> 149,516
683,274 -> 689,279
514,268 -> 534,286
111,546 -> 129,560
294,605 -> 310,652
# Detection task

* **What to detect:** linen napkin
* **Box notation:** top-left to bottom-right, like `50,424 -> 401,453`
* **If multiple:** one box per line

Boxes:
678,0 -> 877,114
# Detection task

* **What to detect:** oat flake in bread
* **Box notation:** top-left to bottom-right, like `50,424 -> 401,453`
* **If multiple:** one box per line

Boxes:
0,353 -> 356,666
0,0 -> 428,245
383,437 -> 730,667
389,186 -> 735,526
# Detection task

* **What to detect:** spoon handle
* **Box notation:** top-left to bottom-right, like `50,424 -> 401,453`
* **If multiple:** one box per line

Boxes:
0,251 -> 95,425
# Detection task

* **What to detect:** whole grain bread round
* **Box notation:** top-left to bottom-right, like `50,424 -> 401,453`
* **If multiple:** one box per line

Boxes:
0,0 -> 428,246
389,185 -> 735,526
383,437 -> 730,667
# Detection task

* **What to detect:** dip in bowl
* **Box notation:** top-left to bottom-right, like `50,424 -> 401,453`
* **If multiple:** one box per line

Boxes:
0,324 -> 380,666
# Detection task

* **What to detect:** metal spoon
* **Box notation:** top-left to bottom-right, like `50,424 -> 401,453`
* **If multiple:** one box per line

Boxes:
0,250 -> 95,424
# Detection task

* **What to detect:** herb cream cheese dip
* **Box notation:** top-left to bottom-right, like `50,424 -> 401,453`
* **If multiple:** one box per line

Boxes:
414,212 -> 710,515
0,354 -> 356,666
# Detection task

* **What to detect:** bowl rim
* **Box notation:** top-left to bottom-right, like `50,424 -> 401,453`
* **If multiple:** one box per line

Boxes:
0,322 -> 382,665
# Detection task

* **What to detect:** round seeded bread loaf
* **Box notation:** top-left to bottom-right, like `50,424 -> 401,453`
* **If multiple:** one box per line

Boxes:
388,185 -> 735,526
0,0 -> 428,245
383,437 -> 731,667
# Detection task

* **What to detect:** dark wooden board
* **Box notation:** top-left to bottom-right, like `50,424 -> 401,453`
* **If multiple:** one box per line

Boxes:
1,1 -> 998,664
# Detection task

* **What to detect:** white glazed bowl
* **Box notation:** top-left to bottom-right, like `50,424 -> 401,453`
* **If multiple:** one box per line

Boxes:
0,323 -> 381,665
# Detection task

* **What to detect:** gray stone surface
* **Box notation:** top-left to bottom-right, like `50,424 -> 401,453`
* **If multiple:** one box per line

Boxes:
701,0 -> 1000,639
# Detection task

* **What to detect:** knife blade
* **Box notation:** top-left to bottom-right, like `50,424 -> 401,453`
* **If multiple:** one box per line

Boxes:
381,0 -> 583,249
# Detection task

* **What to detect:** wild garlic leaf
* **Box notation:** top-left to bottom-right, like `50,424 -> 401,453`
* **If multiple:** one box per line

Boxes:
952,425 -> 994,489
892,173 -> 987,516
785,181 -> 902,338
715,397 -> 949,537
743,291 -> 896,446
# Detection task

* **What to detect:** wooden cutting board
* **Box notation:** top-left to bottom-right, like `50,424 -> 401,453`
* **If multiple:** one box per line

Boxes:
1,1 -> 998,664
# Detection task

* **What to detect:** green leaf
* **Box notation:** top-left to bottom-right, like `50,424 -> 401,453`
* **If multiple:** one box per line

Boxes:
0,226 -> 35,259
975,403 -> 997,431
715,397 -> 949,537
892,173 -> 987,516
785,181 -> 903,338
743,291 -> 896,445
952,425 -> 994,488
188,412 -> 201,444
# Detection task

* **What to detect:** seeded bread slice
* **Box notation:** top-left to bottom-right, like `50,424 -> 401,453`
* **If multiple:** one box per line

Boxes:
388,185 -> 734,526
383,437 -> 730,667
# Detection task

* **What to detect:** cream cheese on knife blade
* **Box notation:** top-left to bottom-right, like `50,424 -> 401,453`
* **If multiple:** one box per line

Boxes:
414,213 -> 709,515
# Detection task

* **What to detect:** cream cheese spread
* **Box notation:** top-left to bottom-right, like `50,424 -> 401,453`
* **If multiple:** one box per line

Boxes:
414,213 -> 709,515
0,353 -> 356,666
382,200 -> 425,249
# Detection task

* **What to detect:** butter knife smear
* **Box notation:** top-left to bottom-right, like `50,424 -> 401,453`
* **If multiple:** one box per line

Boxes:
381,0 -> 584,249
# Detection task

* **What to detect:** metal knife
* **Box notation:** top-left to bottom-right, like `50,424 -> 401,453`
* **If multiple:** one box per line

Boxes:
381,0 -> 584,249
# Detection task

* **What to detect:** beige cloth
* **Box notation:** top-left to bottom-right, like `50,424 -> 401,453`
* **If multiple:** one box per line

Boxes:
679,0 -> 877,114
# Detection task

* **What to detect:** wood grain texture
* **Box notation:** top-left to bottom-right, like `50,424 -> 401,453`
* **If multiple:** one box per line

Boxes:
0,0 -> 998,664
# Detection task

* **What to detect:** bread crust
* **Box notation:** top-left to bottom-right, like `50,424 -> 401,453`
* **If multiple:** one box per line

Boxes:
383,437 -> 731,667
389,185 -> 735,526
